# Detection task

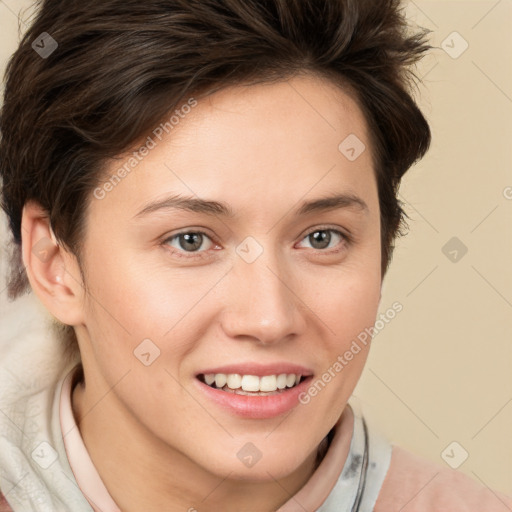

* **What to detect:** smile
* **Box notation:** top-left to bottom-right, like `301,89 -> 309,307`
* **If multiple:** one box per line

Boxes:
194,372 -> 314,419
198,373 -> 305,395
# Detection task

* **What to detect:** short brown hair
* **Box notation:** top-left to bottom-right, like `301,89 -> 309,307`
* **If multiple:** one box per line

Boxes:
1,0 -> 431,297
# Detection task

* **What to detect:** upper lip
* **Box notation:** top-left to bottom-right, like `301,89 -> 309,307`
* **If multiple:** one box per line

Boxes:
196,362 -> 314,377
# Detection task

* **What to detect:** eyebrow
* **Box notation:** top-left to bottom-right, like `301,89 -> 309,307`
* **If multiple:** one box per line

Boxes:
134,192 -> 368,219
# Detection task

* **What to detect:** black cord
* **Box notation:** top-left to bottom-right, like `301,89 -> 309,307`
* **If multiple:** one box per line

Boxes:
351,416 -> 369,512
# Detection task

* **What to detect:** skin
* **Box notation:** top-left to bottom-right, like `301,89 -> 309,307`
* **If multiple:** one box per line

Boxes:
22,73 -> 382,511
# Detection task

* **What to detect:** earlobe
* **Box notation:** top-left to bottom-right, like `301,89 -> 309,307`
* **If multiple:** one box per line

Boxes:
21,201 -> 85,326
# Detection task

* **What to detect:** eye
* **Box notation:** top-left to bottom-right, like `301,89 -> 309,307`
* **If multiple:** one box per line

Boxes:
163,230 -> 219,259
296,227 -> 349,253
162,226 -> 350,260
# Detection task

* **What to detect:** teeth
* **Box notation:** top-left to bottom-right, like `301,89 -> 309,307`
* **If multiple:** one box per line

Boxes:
227,374 -> 242,389
276,374 -> 287,389
286,374 -> 296,388
242,374 -> 260,392
214,374 -> 227,388
259,375 -> 277,392
202,373 -> 303,392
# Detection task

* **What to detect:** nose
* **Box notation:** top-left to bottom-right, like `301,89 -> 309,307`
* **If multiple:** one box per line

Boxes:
220,249 -> 307,346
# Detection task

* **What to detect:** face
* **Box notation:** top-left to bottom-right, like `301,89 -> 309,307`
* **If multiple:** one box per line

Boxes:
75,73 -> 382,481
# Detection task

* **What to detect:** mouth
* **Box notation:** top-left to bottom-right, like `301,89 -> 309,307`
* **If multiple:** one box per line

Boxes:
196,372 -> 308,396
194,367 -> 314,418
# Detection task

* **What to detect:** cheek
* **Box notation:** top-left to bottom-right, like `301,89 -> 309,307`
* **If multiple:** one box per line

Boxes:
336,281 -> 380,332
305,264 -> 381,335
83,247 -> 186,331
301,264 -> 381,389
294,274 -> 380,436
80,251 -> 224,380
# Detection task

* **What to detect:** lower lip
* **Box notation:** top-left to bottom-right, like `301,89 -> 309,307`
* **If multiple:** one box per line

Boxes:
194,376 -> 313,419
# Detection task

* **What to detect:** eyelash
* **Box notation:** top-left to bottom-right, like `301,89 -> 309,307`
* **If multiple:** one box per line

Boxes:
162,225 -> 351,260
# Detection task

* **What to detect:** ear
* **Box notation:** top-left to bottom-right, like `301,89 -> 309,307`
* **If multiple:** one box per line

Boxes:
21,200 -> 85,326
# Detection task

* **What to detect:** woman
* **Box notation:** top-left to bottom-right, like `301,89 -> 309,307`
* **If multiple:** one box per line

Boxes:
0,0 -> 511,510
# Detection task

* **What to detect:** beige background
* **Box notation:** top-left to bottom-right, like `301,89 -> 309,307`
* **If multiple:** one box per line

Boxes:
1,0 -> 511,497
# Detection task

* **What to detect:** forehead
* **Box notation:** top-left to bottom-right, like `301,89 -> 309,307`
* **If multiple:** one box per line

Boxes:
93,74 -> 376,221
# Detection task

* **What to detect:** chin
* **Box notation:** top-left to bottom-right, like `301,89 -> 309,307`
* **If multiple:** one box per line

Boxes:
196,444 -> 313,483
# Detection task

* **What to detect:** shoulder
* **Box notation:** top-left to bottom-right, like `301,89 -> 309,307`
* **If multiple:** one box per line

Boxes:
374,444 -> 512,512
0,492 -> 13,512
